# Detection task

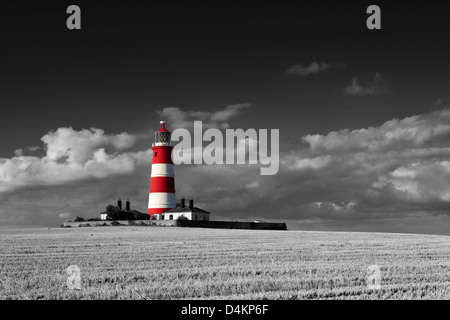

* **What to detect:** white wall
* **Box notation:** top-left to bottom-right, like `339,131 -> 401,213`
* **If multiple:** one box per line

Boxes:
163,212 -> 210,221
164,212 -> 192,220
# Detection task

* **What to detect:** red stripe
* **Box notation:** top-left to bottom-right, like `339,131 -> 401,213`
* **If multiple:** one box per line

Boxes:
152,146 -> 173,164
149,177 -> 175,193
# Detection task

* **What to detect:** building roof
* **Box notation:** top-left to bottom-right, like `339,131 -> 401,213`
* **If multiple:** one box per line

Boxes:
163,206 -> 210,214
99,209 -> 145,215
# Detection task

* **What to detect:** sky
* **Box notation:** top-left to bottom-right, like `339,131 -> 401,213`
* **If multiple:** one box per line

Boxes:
1,1 -> 450,234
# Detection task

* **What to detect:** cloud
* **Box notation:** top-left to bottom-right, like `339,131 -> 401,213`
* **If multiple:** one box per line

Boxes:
244,181 -> 259,189
286,62 -> 333,76
303,109 -> 450,153
157,103 -> 251,130
13,146 -> 41,157
58,212 -> 70,219
41,127 -> 136,165
282,155 -> 332,170
0,127 -> 148,193
344,73 -> 389,95
3,107 -> 450,234
373,160 -> 450,202
282,109 -> 450,221
173,108 -> 450,229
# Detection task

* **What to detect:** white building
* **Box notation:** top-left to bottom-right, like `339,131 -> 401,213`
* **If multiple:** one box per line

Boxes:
163,198 -> 210,221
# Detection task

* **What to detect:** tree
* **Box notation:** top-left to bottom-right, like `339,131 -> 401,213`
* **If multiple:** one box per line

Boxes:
106,204 -> 122,220
106,204 -> 119,213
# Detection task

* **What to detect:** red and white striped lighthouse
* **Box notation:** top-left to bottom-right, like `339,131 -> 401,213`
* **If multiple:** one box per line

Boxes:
148,121 -> 176,219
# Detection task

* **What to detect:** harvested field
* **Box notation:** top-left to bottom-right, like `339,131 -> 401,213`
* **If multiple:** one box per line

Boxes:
1,226 -> 449,299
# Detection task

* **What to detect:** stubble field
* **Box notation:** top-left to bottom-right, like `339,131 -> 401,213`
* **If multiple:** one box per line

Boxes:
1,226 -> 450,299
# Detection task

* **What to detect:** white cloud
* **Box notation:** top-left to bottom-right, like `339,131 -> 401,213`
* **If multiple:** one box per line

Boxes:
312,201 -> 357,213
58,212 -> 70,219
344,73 -> 389,95
283,155 -> 332,170
0,127 -> 148,193
373,159 -> 450,202
244,181 -> 259,189
303,109 -> 450,153
13,147 -> 41,157
286,62 -> 332,76
41,127 -> 136,165
157,103 -> 251,130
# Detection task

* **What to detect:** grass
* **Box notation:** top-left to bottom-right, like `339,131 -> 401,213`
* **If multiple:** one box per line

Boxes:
0,226 -> 450,299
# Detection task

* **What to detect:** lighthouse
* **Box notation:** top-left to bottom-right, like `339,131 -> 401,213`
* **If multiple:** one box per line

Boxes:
148,121 -> 176,219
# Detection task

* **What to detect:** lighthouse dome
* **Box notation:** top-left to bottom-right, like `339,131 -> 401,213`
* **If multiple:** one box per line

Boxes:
158,121 -> 169,132
154,121 -> 172,146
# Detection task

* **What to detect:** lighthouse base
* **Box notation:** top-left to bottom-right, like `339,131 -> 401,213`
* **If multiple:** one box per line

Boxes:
148,208 -> 173,219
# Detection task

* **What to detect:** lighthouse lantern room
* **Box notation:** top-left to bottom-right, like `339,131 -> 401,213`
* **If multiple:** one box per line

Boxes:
148,121 -> 176,219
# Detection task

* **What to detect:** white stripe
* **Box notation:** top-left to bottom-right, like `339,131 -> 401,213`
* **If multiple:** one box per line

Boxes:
148,193 -> 176,208
153,142 -> 171,147
151,164 -> 174,177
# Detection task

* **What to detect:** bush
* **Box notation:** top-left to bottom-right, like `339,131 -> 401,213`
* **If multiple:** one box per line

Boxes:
74,216 -> 85,222
133,212 -> 150,220
107,210 -> 134,221
106,204 -> 118,213
177,215 -> 189,221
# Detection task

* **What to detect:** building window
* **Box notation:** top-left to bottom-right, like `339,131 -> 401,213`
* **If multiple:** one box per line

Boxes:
194,214 -> 197,220
203,215 -> 206,220
169,215 -> 173,220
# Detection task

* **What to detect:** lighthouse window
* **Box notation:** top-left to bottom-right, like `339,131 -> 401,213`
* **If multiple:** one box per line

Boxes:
155,152 -> 157,157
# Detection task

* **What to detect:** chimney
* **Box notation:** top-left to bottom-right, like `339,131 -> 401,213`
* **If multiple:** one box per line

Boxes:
126,199 -> 131,211
117,198 -> 122,210
181,198 -> 186,208
189,199 -> 194,209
